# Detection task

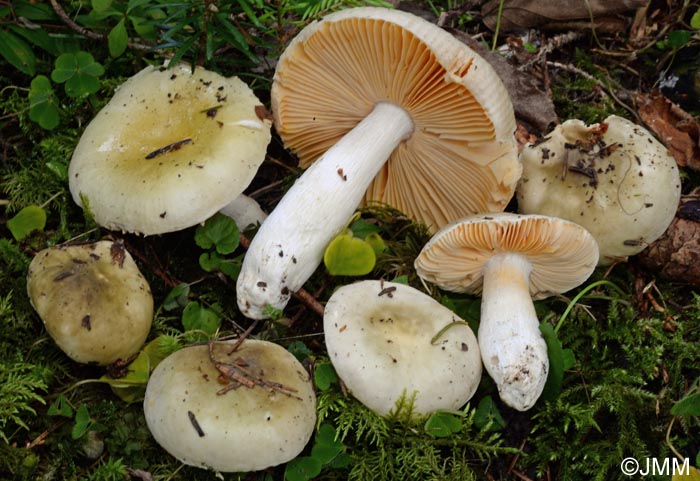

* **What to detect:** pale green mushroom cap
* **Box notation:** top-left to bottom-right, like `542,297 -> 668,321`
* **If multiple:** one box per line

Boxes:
26,240 -> 153,365
517,115 -> 681,264
143,339 -> 316,473
69,64 -> 271,235
323,280 -> 482,416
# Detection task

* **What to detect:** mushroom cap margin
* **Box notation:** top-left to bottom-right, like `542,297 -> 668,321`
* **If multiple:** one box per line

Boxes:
415,213 -> 599,300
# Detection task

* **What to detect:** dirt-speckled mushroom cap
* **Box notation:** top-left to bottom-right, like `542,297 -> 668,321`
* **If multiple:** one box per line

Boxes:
415,213 -> 599,300
272,7 -> 520,232
516,115 -> 681,264
143,339 -> 316,472
323,280 -> 482,416
26,240 -> 153,365
69,64 -> 271,235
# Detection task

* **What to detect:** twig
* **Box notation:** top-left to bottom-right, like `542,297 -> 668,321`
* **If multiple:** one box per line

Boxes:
546,61 -> 638,118
519,31 -> 584,71
50,0 -> 154,52
238,232 -> 325,317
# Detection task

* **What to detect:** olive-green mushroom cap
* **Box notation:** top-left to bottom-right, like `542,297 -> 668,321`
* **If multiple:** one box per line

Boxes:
26,240 -> 153,365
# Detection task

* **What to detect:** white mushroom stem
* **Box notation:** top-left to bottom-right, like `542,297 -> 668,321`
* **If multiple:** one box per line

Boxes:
478,252 -> 549,411
237,102 -> 414,319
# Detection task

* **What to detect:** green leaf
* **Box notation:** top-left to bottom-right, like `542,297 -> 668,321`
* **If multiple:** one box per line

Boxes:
323,233 -> 376,276
0,29 -> 36,75
392,274 -> 409,285
424,411 -> 463,437
130,15 -> 156,39
28,75 -> 60,130
51,52 -> 104,98
350,219 -> 380,239
199,251 -> 242,279
539,322 -> 569,402
311,424 -> 344,464
364,232 -> 386,255
7,205 -> 46,241
284,456 -> 322,481
127,0 -> 153,13
71,404 -> 92,439
46,160 -> 68,180
182,301 -> 221,336
8,24 -> 58,56
92,0 -> 113,12
474,395 -> 506,431
195,213 -> 240,254
103,351 -> 150,403
287,341 -> 313,363
668,30 -> 692,49
691,9 -> 700,29
47,395 -> 73,418
163,283 -> 190,311
314,361 -> 338,391
13,1 -> 57,21
671,392 -> 700,416
108,18 -> 128,57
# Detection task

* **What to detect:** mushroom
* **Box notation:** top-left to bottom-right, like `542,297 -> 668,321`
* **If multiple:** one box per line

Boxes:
143,339 -> 316,472
236,6 -> 521,319
219,194 -> 267,231
324,280 -> 482,417
68,63 -> 271,235
415,213 -> 599,411
517,115 -> 681,265
26,240 -> 153,365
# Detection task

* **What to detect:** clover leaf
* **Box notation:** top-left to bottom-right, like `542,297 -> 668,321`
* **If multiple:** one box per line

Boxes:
51,52 -> 105,98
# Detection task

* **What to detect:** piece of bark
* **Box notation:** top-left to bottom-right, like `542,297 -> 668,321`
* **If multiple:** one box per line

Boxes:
448,29 -> 558,133
638,192 -> 700,285
636,89 -> 700,170
481,0 -> 647,32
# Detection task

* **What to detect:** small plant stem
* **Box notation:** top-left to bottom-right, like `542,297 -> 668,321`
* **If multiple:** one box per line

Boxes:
490,0 -> 506,50
554,280 -> 626,334
430,321 -> 470,345
49,0 -> 154,52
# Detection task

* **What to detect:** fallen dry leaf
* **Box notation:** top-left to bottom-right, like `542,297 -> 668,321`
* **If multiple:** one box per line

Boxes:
638,190 -> 700,285
481,0 -> 646,32
636,89 -> 700,170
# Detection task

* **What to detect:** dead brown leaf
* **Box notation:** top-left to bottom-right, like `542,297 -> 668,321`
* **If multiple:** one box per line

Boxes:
481,0 -> 646,32
636,89 -> 700,170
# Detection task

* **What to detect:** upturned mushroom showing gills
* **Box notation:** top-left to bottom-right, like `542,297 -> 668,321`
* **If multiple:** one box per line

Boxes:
68,63 -> 271,235
26,240 -> 153,365
415,213 -> 599,411
236,7 -> 521,319
324,280 -> 481,416
143,339 -> 316,473
517,115 -> 681,265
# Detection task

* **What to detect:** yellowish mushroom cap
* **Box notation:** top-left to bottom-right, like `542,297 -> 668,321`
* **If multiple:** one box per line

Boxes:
143,339 -> 316,472
271,7 -> 520,232
69,64 -> 271,235
516,115 -> 681,264
26,240 -> 153,365
415,213 -> 599,299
